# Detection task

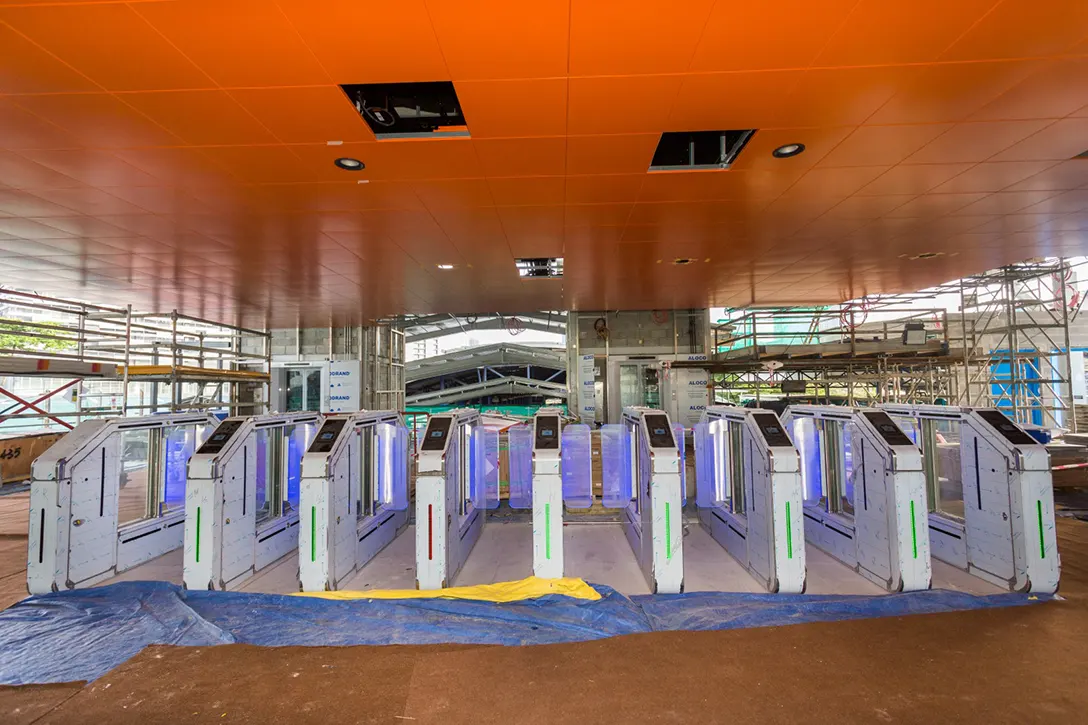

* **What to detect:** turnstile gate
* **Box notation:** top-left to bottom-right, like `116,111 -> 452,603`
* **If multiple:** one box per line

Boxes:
28,412 -> 216,594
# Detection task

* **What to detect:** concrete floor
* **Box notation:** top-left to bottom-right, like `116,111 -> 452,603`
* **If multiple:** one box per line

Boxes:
0,486 -> 1002,607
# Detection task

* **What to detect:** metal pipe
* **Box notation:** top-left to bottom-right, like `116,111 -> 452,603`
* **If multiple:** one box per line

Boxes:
1060,259 -> 1076,432
0,287 -> 126,313
121,304 -> 132,416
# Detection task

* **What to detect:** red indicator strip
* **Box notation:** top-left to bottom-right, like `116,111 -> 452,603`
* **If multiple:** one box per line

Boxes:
428,504 -> 434,560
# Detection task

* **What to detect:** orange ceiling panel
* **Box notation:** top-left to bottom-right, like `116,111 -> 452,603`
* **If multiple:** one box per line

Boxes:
884,193 -> 991,218
276,1 -> 448,84
932,161 -> 1061,194
456,79 -> 568,138
869,60 -> 1043,125
990,118 -> 1088,162
425,0 -> 569,80
668,71 -> 803,132
474,138 -> 568,177
568,75 -> 685,136
906,120 -> 1055,164
858,163 -> 977,196
566,134 -> 659,175
486,177 -> 566,207
783,66 -> 924,127
564,204 -> 633,228
133,0 -> 331,88
565,174 -> 644,205
0,1 -> 1086,323
818,124 -> 954,168
16,149 -> 158,188
637,170 -> 793,203
0,21 -> 96,94
12,94 -> 185,148
941,0 -> 1088,61
688,0 -> 856,72
411,178 -> 496,209
568,0 -> 715,76
1003,161 -> 1088,192
228,88 -> 376,144
970,58 -> 1088,121
782,166 -> 890,200
821,195 -> 917,220
815,0 -> 998,66
120,91 -> 280,146
0,98 -> 80,150
0,4 -> 211,92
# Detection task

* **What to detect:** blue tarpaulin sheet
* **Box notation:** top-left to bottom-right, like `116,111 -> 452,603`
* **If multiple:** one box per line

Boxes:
632,589 -> 1037,632
0,581 -> 1039,686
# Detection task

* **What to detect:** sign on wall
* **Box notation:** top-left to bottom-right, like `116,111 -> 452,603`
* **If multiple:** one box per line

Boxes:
677,370 -> 709,427
578,354 -> 596,423
328,360 -> 361,413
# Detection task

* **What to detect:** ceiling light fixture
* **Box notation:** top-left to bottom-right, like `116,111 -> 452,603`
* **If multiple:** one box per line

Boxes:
772,143 -> 805,158
334,157 -> 365,170
437,264 -> 455,270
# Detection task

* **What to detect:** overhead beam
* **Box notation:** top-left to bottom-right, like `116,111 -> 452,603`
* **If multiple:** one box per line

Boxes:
406,343 -> 565,382
405,316 -> 566,343
406,376 -> 568,406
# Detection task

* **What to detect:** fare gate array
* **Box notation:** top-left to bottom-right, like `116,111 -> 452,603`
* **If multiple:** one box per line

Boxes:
184,412 -> 322,591
781,406 -> 931,593
414,409 -> 486,590
506,410 -> 593,579
28,413 -> 217,594
694,406 -> 806,593
298,411 -> 410,592
883,404 -> 1059,594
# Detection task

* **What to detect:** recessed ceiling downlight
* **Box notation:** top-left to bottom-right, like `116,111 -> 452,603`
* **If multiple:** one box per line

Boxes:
334,157 -> 365,170
773,143 -> 805,158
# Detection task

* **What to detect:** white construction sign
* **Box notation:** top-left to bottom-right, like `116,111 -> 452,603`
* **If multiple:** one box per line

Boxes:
578,354 -> 596,423
327,361 -> 361,413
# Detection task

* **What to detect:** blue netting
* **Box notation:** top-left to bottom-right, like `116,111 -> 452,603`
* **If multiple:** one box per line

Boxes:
163,426 -> 196,512
472,424 -> 486,510
694,422 -> 714,508
286,426 -> 304,509
562,424 -> 593,509
673,423 -> 687,507
507,425 -> 533,509
484,430 -> 500,510
389,424 -> 409,511
0,582 -> 1041,686
600,424 -> 629,508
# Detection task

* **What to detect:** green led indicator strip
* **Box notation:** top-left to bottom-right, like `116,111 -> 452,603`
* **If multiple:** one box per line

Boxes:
545,503 -> 552,560
665,502 -> 672,560
195,507 -> 201,564
311,507 -> 317,563
785,501 -> 793,559
910,501 -> 918,559
1037,500 -> 1046,560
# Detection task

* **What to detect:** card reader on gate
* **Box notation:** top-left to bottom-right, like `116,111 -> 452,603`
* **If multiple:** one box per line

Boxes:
531,411 -> 564,578
696,407 -> 806,594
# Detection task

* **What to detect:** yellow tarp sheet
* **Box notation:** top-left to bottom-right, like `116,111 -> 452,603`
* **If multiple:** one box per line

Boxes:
292,576 -> 602,603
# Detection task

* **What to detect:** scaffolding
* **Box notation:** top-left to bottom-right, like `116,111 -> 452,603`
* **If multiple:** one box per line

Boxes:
690,258 -> 1087,432
955,260 -> 1083,431
0,288 -> 270,431
699,305 -> 960,407
363,324 -> 406,411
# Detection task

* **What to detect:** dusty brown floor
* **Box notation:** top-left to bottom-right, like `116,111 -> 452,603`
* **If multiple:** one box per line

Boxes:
3,519 -> 1088,724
